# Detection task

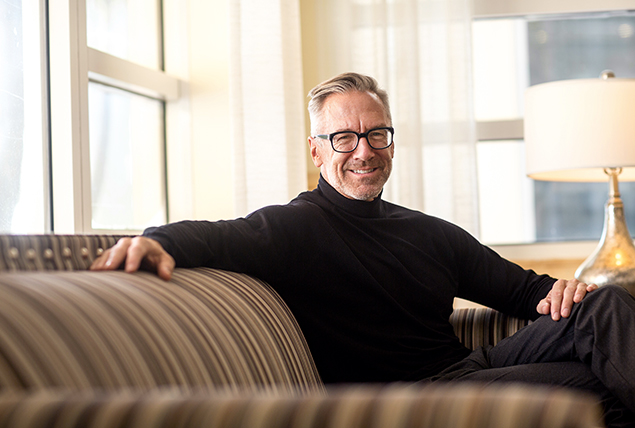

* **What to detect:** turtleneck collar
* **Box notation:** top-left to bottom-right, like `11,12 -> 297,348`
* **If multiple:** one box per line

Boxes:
315,174 -> 386,218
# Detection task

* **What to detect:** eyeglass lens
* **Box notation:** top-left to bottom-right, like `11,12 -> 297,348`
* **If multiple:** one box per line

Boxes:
332,128 -> 393,152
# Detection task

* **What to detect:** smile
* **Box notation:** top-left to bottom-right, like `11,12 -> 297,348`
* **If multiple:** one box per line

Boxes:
351,168 -> 377,174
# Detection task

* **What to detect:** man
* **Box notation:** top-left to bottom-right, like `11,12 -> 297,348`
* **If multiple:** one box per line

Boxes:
92,72 -> 634,427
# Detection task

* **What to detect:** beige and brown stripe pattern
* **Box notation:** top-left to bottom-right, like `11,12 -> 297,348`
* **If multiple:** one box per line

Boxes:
0,234 -> 605,427
0,235 -> 126,272
0,235 -> 535,358
450,307 -> 531,350
0,383 -> 603,428
0,268 -> 322,393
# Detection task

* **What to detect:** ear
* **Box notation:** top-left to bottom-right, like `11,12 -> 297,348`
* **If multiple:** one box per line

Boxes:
308,137 -> 324,168
389,141 -> 395,159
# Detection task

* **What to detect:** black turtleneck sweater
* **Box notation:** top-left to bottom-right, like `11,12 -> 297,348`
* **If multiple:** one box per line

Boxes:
143,176 -> 555,383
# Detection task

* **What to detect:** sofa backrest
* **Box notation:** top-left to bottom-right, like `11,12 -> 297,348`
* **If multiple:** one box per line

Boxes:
0,235 -> 324,393
0,267 -> 324,393
0,234 -> 530,394
0,235 -> 126,271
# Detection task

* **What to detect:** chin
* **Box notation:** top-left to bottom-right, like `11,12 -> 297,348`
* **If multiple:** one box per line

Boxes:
345,187 -> 382,201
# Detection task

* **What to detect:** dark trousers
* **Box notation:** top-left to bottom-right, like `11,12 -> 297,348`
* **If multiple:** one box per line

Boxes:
429,285 -> 635,428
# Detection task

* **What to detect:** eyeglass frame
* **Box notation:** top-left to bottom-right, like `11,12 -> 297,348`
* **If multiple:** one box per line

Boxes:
313,126 -> 395,153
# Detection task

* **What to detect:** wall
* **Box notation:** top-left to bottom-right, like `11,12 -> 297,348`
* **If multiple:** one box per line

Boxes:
299,0 -> 321,190
187,0 -> 234,221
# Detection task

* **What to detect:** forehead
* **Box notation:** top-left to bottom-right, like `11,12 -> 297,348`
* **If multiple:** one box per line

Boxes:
320,91 -> 389,130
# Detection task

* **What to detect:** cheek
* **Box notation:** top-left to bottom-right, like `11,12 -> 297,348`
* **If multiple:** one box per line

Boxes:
330,156 -> 349,173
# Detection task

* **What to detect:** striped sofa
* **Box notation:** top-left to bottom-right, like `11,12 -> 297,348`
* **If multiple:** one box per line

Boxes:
0,234 -> 604,428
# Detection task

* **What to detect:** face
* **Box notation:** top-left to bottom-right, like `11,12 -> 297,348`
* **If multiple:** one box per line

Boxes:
309,91 -> 394,201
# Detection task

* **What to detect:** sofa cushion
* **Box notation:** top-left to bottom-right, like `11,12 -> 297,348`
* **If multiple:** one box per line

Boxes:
0,383 -> 603,428
0,268 -> 323,393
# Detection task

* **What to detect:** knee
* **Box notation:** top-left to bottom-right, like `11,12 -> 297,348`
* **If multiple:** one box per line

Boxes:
591,284 -> 630,298
579,284 -> 633,309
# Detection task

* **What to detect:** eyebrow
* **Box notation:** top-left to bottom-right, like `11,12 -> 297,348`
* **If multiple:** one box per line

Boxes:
330,125 -> 390,133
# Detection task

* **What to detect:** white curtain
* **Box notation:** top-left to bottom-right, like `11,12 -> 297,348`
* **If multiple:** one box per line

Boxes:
313,0 -> 480,236
229,0 -> 308,217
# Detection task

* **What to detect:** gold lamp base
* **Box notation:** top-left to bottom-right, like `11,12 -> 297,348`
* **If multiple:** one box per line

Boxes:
575,168 -> 635,296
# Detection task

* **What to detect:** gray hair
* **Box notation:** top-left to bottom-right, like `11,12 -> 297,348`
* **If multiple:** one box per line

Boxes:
307,72 -> 392,134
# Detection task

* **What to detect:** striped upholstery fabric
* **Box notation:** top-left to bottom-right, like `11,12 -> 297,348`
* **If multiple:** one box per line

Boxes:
0,235 -> 603,428
0,235 -> 126,271
450,307 -> 532,350
0,234 -> 534,351
0,383 -> 603,428
0,267 -> 323,393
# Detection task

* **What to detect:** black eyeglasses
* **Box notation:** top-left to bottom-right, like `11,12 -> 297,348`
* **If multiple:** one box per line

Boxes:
313,127 -> 395,153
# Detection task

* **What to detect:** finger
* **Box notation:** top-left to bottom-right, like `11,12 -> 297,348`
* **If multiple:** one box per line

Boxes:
536,296 -> 551,315
126,237 -> 174,280
155,255 -> 176,281
90,246 -> 119,270
89,249 -> 109,270
559,279 -> 580,318
91,238 -> 132,271
549,279 -> 566,321
140,246 -> 175,280
572,280 -> 591,303
124,236 -> 151,273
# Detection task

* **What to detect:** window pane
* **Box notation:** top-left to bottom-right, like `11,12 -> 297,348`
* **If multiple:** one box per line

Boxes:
528,13 -> 635,242
89,82 -> 166,231
474,12 -> 635,244
534,181 -> 635,242
472,18 -> 528,121
86,0 -> 162,70
473,12 -> 635,121
477,140 -> 535,244
528,14 -> 635,85
0,0 -> 47,233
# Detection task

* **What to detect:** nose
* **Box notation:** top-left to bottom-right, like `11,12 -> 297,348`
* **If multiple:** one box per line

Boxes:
352,136 -> 375,159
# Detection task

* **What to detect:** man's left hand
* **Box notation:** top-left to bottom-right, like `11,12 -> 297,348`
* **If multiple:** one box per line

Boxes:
536,278 -> 598,321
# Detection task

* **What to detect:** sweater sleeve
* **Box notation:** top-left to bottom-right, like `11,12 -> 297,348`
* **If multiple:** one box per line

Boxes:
448,223 -> 555,321
141,206 -> 295,280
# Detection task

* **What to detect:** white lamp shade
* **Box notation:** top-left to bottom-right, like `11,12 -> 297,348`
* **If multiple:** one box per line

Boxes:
525,77 -> 635,182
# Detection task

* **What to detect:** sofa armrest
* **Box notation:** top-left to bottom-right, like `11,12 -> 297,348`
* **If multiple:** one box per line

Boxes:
0,234 -> 127,271
450,307 -> 531,350
0,383 -> 603,428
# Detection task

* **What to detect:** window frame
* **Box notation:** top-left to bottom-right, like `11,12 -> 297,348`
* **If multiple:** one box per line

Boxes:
48,0 -> 186,235
473,0 -> 635,261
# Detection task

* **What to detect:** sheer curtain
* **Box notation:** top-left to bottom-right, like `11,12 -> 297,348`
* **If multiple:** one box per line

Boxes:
229,0 -> 308,217
313,0 -> 480,236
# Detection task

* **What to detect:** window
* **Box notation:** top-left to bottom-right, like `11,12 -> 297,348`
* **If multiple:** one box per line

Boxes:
0,1 -> 49,233
86,0 -> 162,70
85,0 -> 169,232
0,0 -> 227,235
473,10 -> 635,245
88,82 -> 166,230
11,0 -> 184,235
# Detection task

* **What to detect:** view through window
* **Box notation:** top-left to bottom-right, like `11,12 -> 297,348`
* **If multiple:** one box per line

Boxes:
86,0 -> 167,231
474,11 -> 635,245
0,0 -> 48,233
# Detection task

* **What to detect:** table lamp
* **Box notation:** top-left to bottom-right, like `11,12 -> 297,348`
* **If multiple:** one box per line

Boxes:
524,71 -> 635,295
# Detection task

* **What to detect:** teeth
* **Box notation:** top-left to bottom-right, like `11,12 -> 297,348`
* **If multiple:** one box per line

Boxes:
352,169 -> 374,174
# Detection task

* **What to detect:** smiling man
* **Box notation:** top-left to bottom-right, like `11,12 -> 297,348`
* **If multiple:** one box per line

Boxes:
308,86 -> 394,201
91,72 -> 635,427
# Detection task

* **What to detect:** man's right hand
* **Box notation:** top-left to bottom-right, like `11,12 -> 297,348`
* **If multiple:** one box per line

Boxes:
89,236 -> 175,281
